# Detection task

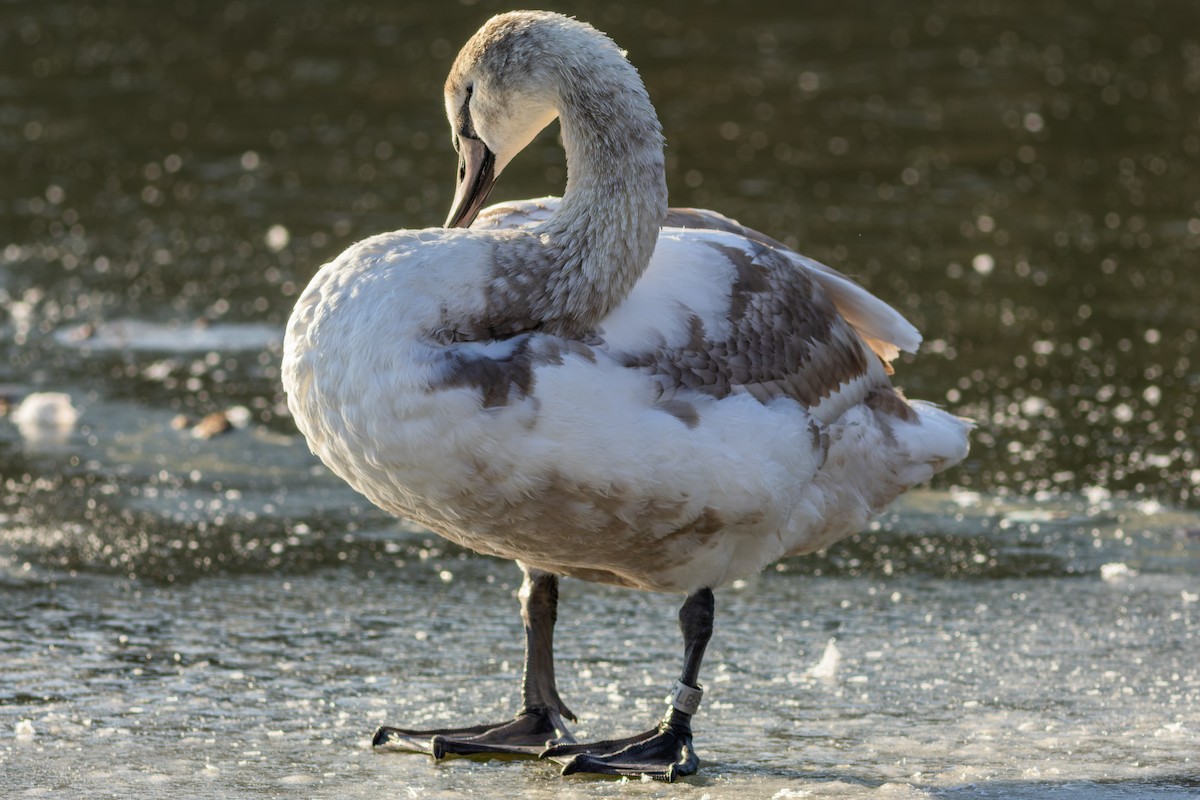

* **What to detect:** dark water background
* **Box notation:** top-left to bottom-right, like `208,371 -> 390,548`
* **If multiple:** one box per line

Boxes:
2,1 -> 1198,797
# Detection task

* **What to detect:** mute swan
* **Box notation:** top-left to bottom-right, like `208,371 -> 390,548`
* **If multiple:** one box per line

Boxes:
282,10 -> 969,781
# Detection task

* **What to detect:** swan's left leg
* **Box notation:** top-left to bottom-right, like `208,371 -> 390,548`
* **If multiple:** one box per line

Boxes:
542,588 -> 714,782
372,568 -> 577,758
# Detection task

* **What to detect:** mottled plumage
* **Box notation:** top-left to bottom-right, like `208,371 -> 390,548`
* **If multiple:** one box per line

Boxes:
281,10 -> 970,780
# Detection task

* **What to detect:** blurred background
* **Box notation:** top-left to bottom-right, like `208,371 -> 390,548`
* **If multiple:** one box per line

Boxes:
1,1 -> 1197,797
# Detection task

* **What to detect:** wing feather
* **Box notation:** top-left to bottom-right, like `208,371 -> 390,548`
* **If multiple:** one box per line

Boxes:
471,198 -> 921,367
611,233 -> 885,421
464,197 -> 916,421
664,207 -> 921,364
471,197 -> 557,230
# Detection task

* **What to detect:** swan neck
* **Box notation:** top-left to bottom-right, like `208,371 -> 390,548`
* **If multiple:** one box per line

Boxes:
536,74 -> 667,333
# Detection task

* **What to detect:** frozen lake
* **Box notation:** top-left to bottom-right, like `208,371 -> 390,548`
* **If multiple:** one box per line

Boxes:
4,507 -> 1199,799
3,416 -> 1197,797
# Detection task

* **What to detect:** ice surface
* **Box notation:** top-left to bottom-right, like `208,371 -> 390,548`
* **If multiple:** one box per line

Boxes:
53,319 -> 281,353
2,532 -> 1197,799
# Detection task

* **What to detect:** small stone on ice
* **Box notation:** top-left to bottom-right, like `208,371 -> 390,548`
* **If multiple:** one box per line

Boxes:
192,412 -> 233,440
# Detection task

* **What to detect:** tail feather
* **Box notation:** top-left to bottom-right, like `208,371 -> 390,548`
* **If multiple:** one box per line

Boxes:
893,400 -> 972,485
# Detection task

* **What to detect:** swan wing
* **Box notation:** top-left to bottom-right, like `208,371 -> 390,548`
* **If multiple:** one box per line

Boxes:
471,197 -> 559,230
596,228 -> 897,425
663,208 -> 921,365
472,198 -> 920,369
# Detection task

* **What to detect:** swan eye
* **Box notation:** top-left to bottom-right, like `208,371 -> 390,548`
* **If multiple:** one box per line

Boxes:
457,85 -> 478,142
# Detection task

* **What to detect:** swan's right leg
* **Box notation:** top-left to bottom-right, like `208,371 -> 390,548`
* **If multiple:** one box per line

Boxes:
542,588 -> 715,782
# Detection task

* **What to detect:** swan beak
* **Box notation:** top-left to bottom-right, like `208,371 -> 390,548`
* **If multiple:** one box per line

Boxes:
445,136 -> 497,228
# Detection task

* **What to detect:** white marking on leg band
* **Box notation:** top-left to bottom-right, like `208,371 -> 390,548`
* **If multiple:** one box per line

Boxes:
669,681 -> 703,714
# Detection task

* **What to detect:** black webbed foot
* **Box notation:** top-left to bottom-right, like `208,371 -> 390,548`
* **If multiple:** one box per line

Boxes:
373,705 -> 575,759
541,719 -> 698,782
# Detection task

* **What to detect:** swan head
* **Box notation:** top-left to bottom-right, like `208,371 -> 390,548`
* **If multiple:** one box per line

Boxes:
442,11 -> 631,228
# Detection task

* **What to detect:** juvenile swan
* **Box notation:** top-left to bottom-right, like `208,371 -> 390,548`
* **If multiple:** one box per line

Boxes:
282,10 -> 969,781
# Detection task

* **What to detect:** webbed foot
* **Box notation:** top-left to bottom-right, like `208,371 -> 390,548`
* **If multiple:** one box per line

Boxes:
373,705 -> 574,759
542,720 -> 697,782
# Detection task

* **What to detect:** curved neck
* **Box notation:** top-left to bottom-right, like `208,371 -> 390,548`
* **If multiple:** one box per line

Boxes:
530,73 -> 667,336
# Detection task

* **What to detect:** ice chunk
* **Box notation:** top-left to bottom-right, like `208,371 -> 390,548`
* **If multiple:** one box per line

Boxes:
1100,562 -> 1135,582
807,639 -> 841,682
12,392 -> 79,441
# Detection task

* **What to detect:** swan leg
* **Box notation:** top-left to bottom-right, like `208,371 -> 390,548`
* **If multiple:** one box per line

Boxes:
372,569 -> 577,758
542,588 -> 714,782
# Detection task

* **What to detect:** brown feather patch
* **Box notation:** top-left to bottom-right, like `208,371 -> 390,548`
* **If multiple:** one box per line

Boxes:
616,238 -> 877,411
